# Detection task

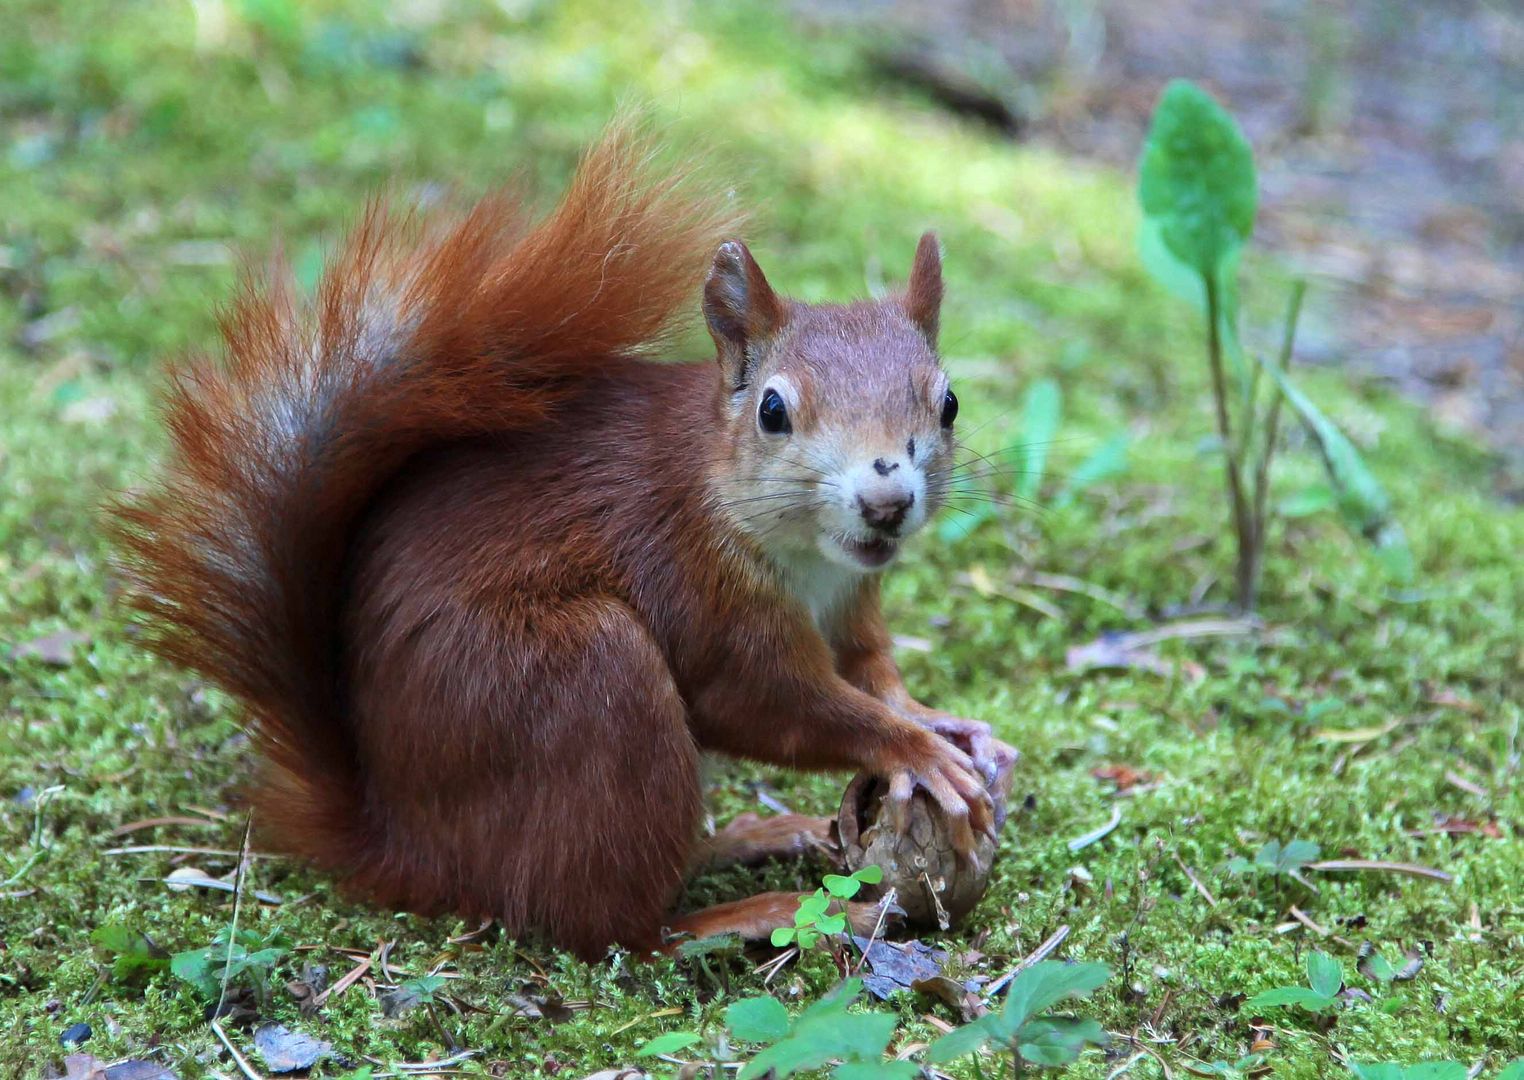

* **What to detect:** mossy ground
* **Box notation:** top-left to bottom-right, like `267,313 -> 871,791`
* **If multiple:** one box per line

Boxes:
2,1 -> 1521,1077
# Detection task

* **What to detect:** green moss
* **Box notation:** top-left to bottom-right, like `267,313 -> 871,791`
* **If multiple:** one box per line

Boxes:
2,0 -> 1520,1076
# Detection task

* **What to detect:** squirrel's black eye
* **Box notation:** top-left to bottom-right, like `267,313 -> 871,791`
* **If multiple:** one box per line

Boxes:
758,388 -> 791,435
940,387 -> 959,428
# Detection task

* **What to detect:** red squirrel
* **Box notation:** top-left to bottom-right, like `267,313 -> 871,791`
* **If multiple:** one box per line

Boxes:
114,124 -> 1004,960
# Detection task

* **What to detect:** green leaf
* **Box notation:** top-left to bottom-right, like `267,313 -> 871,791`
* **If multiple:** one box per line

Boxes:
1404,1066 -> 1467,1080
1000,961 -> 1112,1029
1358,946 -> 1396,985
797,891 -> 831,921
1261,360 -> 1409,577
1056,435 -> 1128,505
833,1062 -> 920,1080
771,927 -> 796,947
816,913 -> 847,934
636,1031 -> 702,1057
1495,1060 -> 1524,1080
169,947 -> 218,1000
400,974 -> 446,1003
1017,1017 -> 1108,1066
741,1009 -> 895,1080
852,865 -> 884,885
1014,378 -> 1062,503
927,1013 -> 1002,1064
1138,79 -> 1257,279
1306,950 -> 1342,998
726,995 -> 790,1043
823,874 -> 862,899
1242,986 -> 1336,1013
1277,839 -> 1321,872
796,928 -> 821,950
1348,1067 -> 1406,1080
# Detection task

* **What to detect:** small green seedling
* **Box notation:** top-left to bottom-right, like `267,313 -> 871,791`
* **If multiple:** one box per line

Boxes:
90,922 -> 169,983
1190,1052 -> 1268,1079
1228,839 -> 1320,877
170,925 -> 290,1004
772,866 -> 882,949
1242,950 -> 1342,1015
928,960 -> 1111,1069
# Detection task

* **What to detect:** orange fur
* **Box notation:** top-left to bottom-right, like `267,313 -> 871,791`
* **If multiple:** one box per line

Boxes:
113,122 -> 994,959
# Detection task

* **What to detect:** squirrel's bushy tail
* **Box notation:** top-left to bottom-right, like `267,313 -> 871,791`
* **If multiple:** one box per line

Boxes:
112,123 -> 737,869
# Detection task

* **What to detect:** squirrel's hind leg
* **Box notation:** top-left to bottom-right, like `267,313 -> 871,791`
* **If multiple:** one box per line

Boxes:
691,813 -> 836,870
348,591 -> 702,961
663,891 -> 881,950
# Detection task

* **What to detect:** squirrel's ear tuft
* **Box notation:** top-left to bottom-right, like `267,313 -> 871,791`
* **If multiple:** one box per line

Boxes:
903,231 -> 943,346
704,240 -> 783,388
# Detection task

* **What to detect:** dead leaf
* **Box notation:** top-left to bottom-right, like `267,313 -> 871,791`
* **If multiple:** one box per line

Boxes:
504,988 -> 575,1024
1065,632 -> 1204,681
54,1059 -> 175,1080
253,1024 -> 332,1073
851,936 -> 947,999
286,962 -> 328,1016
911,974 -> 987,1022
12,629 -> 89,666
1091,763 -> 1154,791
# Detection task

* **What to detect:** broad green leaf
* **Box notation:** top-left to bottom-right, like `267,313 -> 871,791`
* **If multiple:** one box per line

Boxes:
1242,986 -> 1336,1013
1261,360 -> 1410,577
816,913 -> 847,934
927,1013 -> 1002,1063
636,1031 -> 702,1057
1306,950 -> 1342,998
1138,79 -> 1257,279
1279,483 -> 1336,518
1014,378 -> 1062,502
823,874 -> 862,899
833,1062 -> 920,1080
796,928 -> 821,950
1403,1066 -> 1467,1080
853,865 -> 883,885
1358,947 -> 1396,985
741,1009 -> 895,1080
1056,435 -> 1128,505
1495,1060 -> 1524,1080
770,927 -> 796,947
797,891 -> 831,920
1277,839 -> 1321,872
1348,1067 -> 1406,1080
1017,1017 -> 1108,1066
1001,961 -> 1112,1028
170,946 -> 230,1000
726,995 -> 790,1043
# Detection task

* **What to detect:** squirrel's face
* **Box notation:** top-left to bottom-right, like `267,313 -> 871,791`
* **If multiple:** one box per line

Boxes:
704,234 -> 955,573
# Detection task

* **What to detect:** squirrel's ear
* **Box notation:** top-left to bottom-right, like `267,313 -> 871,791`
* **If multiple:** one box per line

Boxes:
903,231 -> 943,346
704,240 -> 783,388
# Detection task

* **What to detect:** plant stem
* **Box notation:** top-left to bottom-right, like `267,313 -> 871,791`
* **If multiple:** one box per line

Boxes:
1204,274 -> 1256,611
1249,279 -> 1307,595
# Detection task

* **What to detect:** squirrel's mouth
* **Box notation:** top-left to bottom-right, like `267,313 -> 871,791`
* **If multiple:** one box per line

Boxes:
839,534 -> 899,569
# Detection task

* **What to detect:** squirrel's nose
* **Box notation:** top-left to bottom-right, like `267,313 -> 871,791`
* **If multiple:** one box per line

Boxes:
858,489 -> 914,533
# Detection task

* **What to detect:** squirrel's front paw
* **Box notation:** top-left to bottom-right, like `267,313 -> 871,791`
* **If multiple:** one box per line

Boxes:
883,735 -> 996,868
917,714 -> 1018,794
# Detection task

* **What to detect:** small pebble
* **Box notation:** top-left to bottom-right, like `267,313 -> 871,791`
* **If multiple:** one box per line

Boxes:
59,1022 -> 91,1047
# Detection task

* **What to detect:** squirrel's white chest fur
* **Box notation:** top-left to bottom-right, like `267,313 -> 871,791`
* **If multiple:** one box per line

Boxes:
773,548 -> 860,633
